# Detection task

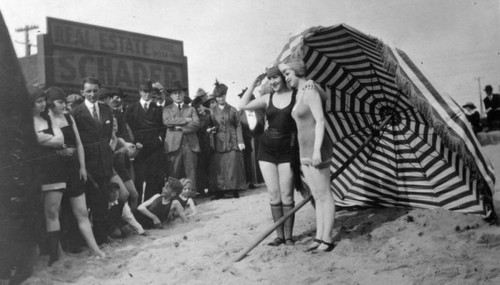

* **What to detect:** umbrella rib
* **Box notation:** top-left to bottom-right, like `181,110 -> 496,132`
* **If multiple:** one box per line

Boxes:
392,123 -> 434,181
332,117 -> 384,144
375,136 -> 399,175
329,109 -> 379,117
341,117 -> 391,191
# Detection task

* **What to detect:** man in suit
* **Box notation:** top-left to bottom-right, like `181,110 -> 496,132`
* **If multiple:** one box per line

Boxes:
71,76 -> 114,244
163,81 -> 200,190
483,85 -> 500,130
125,80 -> 165,202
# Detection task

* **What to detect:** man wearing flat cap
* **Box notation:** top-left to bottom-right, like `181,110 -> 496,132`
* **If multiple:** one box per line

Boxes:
125,80 -> 165,202
153,82 -> 173,109
483,85 -> 500,130
163,80 -> 200,190
99,88 -> 132,142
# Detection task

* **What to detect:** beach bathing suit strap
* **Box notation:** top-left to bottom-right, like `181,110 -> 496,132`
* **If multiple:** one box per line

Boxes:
268,92 -> 275,109
64,113 -> 73,127
290,89 -> 297,107
41,112 -> 54,135
175,196 -> 189,209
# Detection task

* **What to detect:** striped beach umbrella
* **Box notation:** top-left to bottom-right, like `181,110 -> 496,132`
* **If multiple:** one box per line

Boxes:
276,24 -> 495,216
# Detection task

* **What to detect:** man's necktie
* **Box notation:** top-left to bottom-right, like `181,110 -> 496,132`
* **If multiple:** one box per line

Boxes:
178,104 -> 181,111
143,103 -> 148,112
92,104 -> 99,122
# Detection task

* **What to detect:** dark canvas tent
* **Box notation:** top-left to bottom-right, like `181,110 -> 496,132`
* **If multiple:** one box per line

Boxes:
0,11 -> 41,283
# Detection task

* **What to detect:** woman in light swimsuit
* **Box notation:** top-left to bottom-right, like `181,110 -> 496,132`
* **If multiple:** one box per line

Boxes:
279,59 -> 336,252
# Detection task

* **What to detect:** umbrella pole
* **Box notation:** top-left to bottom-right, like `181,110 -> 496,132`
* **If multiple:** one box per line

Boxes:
233,193 -> 313,262
234,116 -> 392,262
330,116 -> 392,181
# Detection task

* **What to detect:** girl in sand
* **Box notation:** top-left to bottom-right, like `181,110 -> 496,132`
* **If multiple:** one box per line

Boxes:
32,87 -> 105,265
135,177 -> 188,228
177,178 -> 197,216
279,59 -> 336,252
238,65 -> 299,246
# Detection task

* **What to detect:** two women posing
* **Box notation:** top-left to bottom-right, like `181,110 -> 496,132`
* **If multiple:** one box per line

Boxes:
239,58 -> 336,252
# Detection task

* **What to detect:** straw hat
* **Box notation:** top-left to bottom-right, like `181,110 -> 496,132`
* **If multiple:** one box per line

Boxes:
195,88 -> 208,98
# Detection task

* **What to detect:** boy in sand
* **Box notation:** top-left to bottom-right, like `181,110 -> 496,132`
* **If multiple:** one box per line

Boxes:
135,177 -> 193,229
105,182 -> 148,238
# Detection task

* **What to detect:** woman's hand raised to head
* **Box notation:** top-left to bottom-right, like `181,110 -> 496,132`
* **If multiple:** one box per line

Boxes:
253,73 -> 267,87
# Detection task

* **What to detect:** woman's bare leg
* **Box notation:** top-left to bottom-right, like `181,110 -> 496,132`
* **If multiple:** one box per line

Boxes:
69,194 -> 106,257
124,179 -> 139,210
43,191 -> 63,232
111,174 -> 129,204
303,166 -> 335,246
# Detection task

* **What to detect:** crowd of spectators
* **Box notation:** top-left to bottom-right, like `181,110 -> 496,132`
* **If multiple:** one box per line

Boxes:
26,76 -> 264,270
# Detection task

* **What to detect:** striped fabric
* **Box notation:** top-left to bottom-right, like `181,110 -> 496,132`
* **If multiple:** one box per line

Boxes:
278,24 -> 495,215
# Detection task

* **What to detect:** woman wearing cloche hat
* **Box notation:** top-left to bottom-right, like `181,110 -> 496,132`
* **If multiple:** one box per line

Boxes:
33,87 -> 106,265
462,102 -> 481,134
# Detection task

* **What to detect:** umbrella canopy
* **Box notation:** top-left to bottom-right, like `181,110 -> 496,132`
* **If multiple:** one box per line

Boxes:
276,24 -> 495,215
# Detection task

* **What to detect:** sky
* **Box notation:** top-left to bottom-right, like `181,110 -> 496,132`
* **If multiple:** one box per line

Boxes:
1,0 -> 499,111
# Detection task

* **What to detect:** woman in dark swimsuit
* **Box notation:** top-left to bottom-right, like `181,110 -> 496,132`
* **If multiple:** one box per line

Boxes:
34,87 -> 105,265
239,65 -> 299,246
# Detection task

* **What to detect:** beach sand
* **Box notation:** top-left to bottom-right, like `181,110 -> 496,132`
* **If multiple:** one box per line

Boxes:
24,142 -> 500,285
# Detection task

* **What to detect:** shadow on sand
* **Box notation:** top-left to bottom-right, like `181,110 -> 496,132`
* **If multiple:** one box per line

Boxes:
294,206 -> 410,244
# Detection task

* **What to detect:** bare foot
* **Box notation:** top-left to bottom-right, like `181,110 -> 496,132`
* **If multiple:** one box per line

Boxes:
91,249 -> 106,258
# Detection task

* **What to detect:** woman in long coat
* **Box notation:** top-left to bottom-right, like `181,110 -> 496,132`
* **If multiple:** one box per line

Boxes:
208,81 -> 246,199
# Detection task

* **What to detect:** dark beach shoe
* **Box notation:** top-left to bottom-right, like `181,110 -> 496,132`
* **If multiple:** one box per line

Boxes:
268,237 -> 285,246
304,238 -> 322,252
317,241 -> 335,252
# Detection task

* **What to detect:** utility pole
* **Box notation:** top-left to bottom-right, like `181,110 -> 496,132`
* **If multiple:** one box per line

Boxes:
15,25 -> 38,56
474,77 -> 484,118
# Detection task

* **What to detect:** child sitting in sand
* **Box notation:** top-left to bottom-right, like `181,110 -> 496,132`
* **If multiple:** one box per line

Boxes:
105,182 -> 148,238
134,177 -> 191,229
177,178 -> 198,217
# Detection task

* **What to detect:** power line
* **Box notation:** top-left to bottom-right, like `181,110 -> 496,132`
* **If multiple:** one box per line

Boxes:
15,25 -> 38,56
474,77 -> 484,117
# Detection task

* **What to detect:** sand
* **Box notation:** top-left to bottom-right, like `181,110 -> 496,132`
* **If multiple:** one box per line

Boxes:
23,142 -> 500,285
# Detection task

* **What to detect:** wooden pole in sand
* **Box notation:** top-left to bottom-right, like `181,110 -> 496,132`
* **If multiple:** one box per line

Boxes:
234,116 -> 392,262
233,194 -> 313,262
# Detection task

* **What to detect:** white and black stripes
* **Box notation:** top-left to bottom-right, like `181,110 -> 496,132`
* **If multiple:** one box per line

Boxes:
282,24 -> 494,215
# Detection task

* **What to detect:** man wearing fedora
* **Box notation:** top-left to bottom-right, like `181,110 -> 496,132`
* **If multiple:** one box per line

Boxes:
483,85 -> 500,131
163,80 -> 200,191
125,80 -> 165,202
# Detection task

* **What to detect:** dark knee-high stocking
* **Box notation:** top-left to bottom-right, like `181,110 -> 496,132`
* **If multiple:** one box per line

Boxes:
270,203 -> 284,239
283,203 -> 295,242
47,231 -> 60,266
